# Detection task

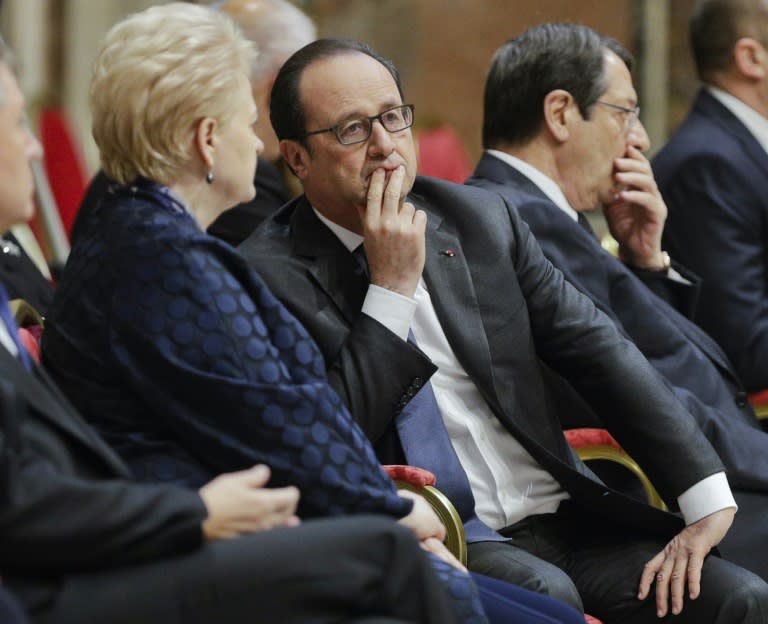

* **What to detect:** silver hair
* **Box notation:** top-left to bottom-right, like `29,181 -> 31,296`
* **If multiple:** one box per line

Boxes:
212,0 -> 316,80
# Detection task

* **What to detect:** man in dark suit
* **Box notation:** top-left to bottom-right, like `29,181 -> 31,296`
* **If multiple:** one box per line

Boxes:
466,23 -> 768,580
206,0 -> 316,244
239,37 -> 768,622
0,40 -> 470,624
652,0 -> 768,392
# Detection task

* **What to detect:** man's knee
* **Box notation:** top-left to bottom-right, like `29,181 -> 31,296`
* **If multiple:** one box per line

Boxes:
467,541 -> 583,612
719,572 -> 768,623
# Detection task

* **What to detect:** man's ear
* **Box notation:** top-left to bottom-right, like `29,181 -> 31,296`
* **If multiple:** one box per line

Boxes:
280,139 -> 311,180
734,37 -> 767,81
194,117 -> 218,172
542,89 -> 574,144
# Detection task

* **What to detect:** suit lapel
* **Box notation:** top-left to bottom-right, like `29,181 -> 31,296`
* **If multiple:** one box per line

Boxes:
0,347 -> 129,475
412,196 -> 497,407
291,198 -> 367,325
471,152 -> 551,203
696,90 -> 768,177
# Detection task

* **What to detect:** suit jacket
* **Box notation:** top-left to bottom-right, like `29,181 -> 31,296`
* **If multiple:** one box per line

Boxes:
41,179 -> 410,522
239,176 -> 727,537
467,153 -> 768,492
653,89 -> 768,391
0,232 -> 54,316
208,157 -> 293,246
0,345 -> 205,611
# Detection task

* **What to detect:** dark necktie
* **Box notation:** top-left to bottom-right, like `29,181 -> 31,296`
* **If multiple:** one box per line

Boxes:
396,335 -> 503,542
353,244 -> 502,541
0,284 -> 32,370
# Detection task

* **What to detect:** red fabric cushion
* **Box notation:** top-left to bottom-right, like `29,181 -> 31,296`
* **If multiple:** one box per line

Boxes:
17,327 -> 40,363
381,464 -> 437,487
563,427 -> 622,451
749,390 -> 768,406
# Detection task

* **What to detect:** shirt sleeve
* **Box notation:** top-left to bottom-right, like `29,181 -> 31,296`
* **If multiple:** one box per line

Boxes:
677,471 -> 737,525
361,284 -> 417,341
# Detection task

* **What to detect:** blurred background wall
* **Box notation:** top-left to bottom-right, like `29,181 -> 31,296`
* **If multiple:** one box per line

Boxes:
0,0 -> 700,175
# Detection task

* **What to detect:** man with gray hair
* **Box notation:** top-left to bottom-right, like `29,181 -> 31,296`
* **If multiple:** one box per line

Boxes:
207,0 -> 317,244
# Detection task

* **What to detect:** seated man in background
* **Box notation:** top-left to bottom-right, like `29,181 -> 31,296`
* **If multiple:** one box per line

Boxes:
206,0 -> 314,244
652,0 -> 768,392
239,36 -> 768,623
466,22 -> 768,581
0,32 -> 473,624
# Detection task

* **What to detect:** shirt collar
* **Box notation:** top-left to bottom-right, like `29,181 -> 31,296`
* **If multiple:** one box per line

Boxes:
706,85 -> 768,155
485,150 -> 579,222
312,206 -> 364,252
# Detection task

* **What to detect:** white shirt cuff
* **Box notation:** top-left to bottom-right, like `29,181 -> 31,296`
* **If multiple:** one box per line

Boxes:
361,284 -> 417,341
667,267 -> 691,285
677,472 -> 737,525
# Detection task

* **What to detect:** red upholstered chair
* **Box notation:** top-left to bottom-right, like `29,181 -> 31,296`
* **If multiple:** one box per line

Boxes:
383,464 -> 466,565
564,428 -> 667,511
10,299 -> 44,364
38,106 -> 89,238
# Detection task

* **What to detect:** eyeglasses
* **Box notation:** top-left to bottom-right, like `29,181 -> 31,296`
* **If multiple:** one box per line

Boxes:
300,104 -> 415,146
596,100 -> 640,129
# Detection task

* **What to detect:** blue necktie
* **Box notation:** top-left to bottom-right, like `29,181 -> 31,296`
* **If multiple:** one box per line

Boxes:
0,285 -> 32,370
396,332 -> 503,542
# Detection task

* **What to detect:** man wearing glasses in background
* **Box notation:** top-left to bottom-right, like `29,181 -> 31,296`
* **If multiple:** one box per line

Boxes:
467,22 -> 768,582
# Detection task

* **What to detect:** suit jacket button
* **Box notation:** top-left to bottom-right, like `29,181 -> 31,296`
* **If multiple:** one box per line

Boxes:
735,392 -> 747,408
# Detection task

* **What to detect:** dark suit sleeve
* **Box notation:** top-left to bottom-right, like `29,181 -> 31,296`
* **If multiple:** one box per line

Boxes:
238,231 -> 437,449
629,260 -> 701,319
502,199 -> 725,502
0,427 -> 205,573
325,314 -> 437,445
658,152 -> 768,391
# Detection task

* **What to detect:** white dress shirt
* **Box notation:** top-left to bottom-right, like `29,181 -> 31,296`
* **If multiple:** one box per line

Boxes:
313,206 -> 735,527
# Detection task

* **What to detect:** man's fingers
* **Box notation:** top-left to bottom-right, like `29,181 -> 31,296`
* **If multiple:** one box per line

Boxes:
669,556 -> 689,615
381,165 -> 405,218
686,551 -> 705,601
363,168 -> 387,223
638,555 -> 662,600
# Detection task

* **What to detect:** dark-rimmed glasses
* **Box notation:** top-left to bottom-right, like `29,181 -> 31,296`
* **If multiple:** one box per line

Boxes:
596,100 -> 640,129
299,104 -> 415,146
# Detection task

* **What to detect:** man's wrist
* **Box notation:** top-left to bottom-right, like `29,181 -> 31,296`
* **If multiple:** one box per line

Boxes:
623,249 -> 671,274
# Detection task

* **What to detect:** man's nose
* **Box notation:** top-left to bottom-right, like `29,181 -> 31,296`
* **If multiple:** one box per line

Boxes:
367,119 -> 396,157
627,118 -> 651,152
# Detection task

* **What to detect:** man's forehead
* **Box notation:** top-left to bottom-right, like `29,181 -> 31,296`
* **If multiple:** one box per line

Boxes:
601,50 -> 636,102
300,52 -> 397,101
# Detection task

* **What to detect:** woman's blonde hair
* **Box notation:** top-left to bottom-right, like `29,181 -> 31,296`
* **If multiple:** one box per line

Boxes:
90,2 -> 256,185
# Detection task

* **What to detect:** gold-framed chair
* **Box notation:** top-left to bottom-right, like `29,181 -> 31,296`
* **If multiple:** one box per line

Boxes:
564,428 -> 667,511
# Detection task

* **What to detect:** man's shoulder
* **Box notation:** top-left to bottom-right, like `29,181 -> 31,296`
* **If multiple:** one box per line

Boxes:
238,196 -> 302,259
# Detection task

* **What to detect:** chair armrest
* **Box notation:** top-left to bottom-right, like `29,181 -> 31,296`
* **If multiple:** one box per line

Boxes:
9,299 -> 44,327
749,390 -> 768,421
382,464 -> 467,565
564,428 -> 667,511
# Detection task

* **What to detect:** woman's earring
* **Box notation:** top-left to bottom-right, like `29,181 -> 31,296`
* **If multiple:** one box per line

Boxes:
206,171 -> 215,184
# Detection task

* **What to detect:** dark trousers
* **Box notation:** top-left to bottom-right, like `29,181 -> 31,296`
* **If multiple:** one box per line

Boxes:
23,517 -> 462,624
0,586 -> 26,624
468,504 -> 768,624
